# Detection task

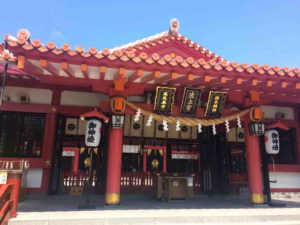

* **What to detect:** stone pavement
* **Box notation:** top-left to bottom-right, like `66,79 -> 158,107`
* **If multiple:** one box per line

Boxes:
8,194 -> 300,225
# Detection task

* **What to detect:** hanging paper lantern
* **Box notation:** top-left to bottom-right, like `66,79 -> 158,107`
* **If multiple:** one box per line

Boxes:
212,124 -> 217,135
197,123 -> 202,133
176,121 -> 181,132
237,116 -> 242,128
264,129 -> 280,154
146,115 -> 153,127
85,119 -> 102,147
225,120 -> 230,133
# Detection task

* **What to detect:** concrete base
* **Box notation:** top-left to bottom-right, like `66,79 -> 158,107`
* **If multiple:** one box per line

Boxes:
249,203 -> 270,208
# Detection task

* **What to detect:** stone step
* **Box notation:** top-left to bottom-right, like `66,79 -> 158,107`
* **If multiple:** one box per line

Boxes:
8,208 -> 300,225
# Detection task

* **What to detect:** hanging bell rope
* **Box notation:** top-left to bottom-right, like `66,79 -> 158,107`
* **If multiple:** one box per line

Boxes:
124,100 -> 252,127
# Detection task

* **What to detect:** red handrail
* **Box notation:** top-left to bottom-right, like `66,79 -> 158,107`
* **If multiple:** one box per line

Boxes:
0,184 -> 14,225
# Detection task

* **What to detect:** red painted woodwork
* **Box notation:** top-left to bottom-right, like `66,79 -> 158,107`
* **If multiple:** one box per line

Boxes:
1,102 -> 52,113
268,164 -> 300,173
80,109 -> 109,122
106,128 -> 123,198
143,152 -> 147,173
229,173 -> 248,194
245,120 -> 264,203
120,172 -> 202,194
120,172 -> 154,193
99,101 -> 249,120
271,188 -> 300,192
6,172 -> 21,218
163,150 -> 167,173
0,184 -> 13,224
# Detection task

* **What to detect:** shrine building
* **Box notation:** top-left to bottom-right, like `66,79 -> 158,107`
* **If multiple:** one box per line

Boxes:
0,19 -> 300,206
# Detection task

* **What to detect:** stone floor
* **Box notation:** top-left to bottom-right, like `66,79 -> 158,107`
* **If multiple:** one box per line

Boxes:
8,194 -> 300,225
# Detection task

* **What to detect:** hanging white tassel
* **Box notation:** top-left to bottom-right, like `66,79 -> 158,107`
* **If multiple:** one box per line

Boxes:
197,123 -> 202,133
134,108 -> 142,122
237,116 -> 242,128
176,121 -> 181,132
162,120 -> 168,131
225,120 -> 230,133
212,124 -> 217,135
146,115 -> 153,127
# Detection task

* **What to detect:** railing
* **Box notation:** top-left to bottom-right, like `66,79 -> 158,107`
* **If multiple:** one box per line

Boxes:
63,171 -> 202,194
0,160 -> 29,172
0,184 -> 14,225
229,173 -> 248,194
193,175 -> 201,194
63,172 -> 97,189
121,172 -> 154,193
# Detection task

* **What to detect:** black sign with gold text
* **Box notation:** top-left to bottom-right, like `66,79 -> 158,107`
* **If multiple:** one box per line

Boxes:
205,91 -> 227,117
154,87 -> 176,114
180,88 -> 202,116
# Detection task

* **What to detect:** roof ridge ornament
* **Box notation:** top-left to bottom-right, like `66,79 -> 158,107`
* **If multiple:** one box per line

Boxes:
17,29 -> 31,44
169,18 -> 179,34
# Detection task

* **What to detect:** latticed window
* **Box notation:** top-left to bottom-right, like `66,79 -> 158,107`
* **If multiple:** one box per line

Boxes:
0,112 -> 45,157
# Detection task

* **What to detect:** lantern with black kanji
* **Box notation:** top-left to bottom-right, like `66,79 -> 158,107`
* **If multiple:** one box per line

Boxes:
264,129 -> 280,154
85,119 -> 102,147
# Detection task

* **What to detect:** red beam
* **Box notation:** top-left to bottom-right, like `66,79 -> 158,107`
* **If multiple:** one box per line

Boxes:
6,77 -> 92,92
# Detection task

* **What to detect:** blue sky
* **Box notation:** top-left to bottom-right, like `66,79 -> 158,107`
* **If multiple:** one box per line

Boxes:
1,0 -> 300,68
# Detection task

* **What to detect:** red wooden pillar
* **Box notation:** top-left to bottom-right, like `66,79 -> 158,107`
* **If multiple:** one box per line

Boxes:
245,120 -> 264,204
143,151 -> 147,173
41,89 -> 61,192
73,148 -> 79,173
163,150 -> 167,173
7,172 -> 22,218
105,127 -> 123,205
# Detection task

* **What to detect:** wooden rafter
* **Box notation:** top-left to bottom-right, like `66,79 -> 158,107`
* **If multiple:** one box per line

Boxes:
155,72 -> 177,84
17,56 -> 42,80
100,66 -> 107,80
127,69 -> 143,83
80,64 -> 89,79
168,73 -> 194,86
40,59 -> 59,76
61,62 -> 75,77
185,75 -> 212,86
141,71 -> 160,83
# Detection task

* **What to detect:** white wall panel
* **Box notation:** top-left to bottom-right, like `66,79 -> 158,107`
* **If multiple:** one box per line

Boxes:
61,91 -> 108,107
4,86 -> 52,104
26,168 -> 43,188
261,106 -> 294,120
269,172 -> 300,189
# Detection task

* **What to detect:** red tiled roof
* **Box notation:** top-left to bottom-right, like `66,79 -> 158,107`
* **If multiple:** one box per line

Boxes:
4,32 -> 300,79
0,44 -> 16,62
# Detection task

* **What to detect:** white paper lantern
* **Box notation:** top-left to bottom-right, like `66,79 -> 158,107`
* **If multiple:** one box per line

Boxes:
85,119 -> 102,147
264,129 -> 280,154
